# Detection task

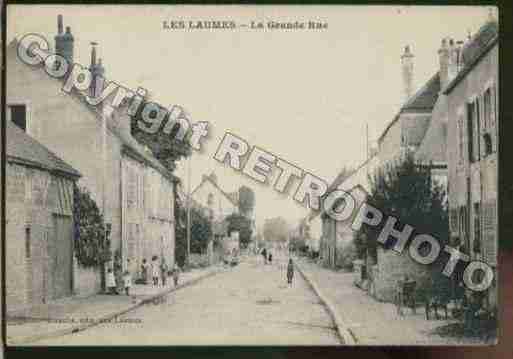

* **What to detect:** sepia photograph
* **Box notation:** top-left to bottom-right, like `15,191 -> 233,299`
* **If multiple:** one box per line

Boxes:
3,4 -> 500,347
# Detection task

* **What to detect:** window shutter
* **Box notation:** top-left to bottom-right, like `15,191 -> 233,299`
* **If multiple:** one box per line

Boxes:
483,200 -> 497,266
492,85 -> 498,153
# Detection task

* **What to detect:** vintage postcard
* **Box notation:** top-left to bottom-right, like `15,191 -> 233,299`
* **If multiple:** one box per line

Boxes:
4,4 -> 499,346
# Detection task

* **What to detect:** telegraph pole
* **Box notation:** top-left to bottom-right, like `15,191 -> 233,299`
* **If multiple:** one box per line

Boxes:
186,154 -> 191,266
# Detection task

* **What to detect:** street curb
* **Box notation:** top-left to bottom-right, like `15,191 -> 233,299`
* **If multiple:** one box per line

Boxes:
295,259 -> 357,345
8,267 -> 226,345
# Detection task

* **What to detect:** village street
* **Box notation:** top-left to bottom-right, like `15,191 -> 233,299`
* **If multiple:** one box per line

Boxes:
33,253 -> 340,346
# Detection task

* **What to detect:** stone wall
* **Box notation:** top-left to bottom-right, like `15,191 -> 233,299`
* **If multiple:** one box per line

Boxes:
73,257 -> 102,297
372,247 -> 431,302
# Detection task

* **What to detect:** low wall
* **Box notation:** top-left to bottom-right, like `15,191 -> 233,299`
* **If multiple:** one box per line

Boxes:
73,257 -> 102,297
372,247 -> 431,302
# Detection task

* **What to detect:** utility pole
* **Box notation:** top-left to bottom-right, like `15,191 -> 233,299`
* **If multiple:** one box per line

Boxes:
186,154 -> 191,266
366,123 -> 370,160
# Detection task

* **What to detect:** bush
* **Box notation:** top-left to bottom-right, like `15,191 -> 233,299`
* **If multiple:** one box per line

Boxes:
336,242 -> 357,271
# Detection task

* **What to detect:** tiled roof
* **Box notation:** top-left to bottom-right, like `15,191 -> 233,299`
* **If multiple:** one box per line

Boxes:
6,120 -> 81,178
401,72 -> 440,113
444,20 -> 498,94
414,111 -> 447,164
191,175 -> 239,208
9,38 -> 179,183
461,20 -> 498,68
378,72 -> 440,144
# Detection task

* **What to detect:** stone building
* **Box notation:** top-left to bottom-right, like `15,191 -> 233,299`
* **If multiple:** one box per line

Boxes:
6,15 -> 178,292
319,156 -> 378,270
444,18 -> 498,310
190,173 -> 239,261
5,121 -> 81,313
366,43 -> 449,301
191,173 -> 238,224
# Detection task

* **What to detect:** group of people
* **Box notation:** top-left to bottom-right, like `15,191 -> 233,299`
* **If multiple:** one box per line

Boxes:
259,247 -> 295,286
260,248 -> 273,264
106,255 -> 182,295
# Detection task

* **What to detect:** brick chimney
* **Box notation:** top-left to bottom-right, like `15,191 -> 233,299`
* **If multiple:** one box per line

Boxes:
401,45 -> 414,103
54,15 -> 74,63
438,38 -> 450,89
89,42 -> 105,98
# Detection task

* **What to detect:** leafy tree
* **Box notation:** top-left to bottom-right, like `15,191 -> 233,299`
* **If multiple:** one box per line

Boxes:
263,217 -> 289,242
238,186 -> 255,217
226,213 -> 253,248
73,185 -> 111,267
130,104 -> 192,172
173,184 -> 213,264
355,154 -> 448,262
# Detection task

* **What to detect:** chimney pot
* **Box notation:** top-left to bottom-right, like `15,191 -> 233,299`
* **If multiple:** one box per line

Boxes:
57,15 -> 63,34
65,26 -> 71,34
400,44 -> 414,102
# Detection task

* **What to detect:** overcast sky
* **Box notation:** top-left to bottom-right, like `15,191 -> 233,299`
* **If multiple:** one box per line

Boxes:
7,5 -> 494,230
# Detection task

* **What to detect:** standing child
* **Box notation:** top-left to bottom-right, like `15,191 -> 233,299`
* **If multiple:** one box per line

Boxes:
172,264 -> 181,287
106,268 -> 118,294
287,259 -> 294,286
151,256 -> 159,286
160,258 -> 169,286
141,259 -> 149,284
122,270 -> 132,295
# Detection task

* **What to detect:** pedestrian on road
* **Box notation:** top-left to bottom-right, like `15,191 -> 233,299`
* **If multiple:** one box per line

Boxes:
151,256 -> 159,286
261,248 -> 267,265
172,264 -> 181,287
268,252 -> 273,264
287,259 -> 294,286
141,258 -> 150,284
106,268 -> 118,295
123,270 -> 132,295
160,258 -> 169,286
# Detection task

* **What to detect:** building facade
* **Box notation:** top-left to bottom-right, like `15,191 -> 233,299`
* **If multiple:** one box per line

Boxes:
6,121 -> 81,313
6,15 -> 177,292
444,19 -> 498,310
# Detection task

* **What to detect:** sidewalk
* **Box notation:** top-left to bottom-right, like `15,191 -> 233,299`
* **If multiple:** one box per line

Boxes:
295,257 -> 492,346
6,264 -> 225,345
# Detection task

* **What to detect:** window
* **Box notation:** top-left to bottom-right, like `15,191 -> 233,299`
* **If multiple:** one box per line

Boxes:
483,133 -> 493,157
475,99 -> 481,161
9,104 -> 27,132
483,88 -> 492,129
25,226 -> 31,259
466,102 -> 475,163
458,116 -> 465,164
473,203 -> 481,253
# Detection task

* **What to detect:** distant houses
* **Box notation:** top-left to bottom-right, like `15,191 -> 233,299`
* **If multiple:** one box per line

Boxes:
190,172 -> 242,261
312,15 -> 498,307
6,15 -> 178,311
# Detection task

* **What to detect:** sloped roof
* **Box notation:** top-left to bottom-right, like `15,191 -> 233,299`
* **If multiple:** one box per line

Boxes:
414,109 -> 447,164
8,38 -> 178,183
444,20 -> 498,94
461,20 -> 498,69
191,175 -> 239,207
6,120 -> 81,178
378,72 -> 440,144
401,72 -> 441,113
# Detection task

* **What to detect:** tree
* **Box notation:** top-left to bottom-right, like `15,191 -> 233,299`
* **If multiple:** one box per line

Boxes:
130,104 -> 192,172
263,217 -> 289,242
226,213 -> 253,248
173,183 -> 212,265
238,186 -> 255,218
73,185 -> 111,267
355,154 -> 448,261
